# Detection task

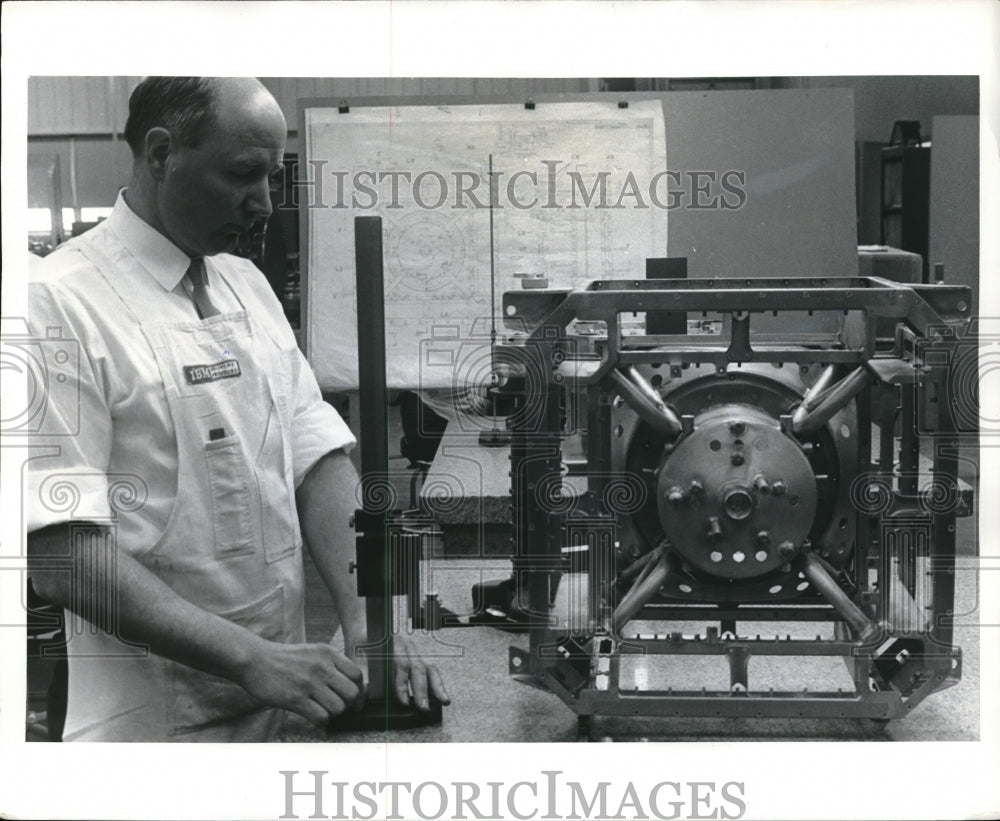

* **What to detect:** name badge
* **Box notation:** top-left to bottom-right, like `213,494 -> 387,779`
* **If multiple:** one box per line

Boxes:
183,359 -> 242,385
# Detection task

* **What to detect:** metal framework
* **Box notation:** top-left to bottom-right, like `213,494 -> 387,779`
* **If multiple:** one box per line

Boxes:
348,214 -> 973,733
493,276 -> 972,724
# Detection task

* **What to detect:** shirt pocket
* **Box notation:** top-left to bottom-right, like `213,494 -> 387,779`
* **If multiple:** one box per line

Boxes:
205,434 -> 256,559
170,585 -> 286,736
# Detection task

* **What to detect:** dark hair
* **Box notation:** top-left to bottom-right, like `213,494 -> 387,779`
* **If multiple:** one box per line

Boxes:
124,76 -> 216,156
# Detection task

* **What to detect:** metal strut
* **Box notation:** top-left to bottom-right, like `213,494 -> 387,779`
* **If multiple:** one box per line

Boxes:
792,365 -> 871,435
799,552 -> 878,640
608,366 -> 682,440
612,549 -> 672,630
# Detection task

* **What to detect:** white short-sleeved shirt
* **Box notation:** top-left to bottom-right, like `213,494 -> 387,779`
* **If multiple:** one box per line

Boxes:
27,192 -> 355,540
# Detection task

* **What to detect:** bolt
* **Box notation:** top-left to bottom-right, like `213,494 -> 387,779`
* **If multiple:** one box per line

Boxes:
756,530 -> 771,546
729,420 -> 747,436
707,517 -> 723,540
777,540 -> 797,560
688,479 -> 704,497
772,480 -> 787,497
753,474 -> 770,494
666,486 -> 686,507
731,453 -> 745,467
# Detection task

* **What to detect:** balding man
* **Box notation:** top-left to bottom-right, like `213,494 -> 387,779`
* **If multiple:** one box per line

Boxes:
27,77 -> 448,742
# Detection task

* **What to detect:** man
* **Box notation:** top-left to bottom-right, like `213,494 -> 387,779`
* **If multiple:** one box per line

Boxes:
27,76 -> 448,741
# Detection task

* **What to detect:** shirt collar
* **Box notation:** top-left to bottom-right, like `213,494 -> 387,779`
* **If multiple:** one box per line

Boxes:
107,189 -> 195,292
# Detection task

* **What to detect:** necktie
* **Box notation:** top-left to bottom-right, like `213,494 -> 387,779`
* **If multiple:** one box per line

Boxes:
186,257 -> 221,319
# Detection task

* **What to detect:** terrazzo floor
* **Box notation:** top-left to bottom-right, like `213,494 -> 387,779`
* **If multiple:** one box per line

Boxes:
286,516 -> 980,743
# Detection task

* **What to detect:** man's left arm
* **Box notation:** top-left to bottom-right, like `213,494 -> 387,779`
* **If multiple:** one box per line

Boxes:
295,449 -> 449,711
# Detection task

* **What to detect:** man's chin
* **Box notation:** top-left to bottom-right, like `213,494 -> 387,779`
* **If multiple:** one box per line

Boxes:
204,232 -> 242,257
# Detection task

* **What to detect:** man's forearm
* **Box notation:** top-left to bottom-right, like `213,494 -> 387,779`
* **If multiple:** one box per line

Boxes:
28,521 -> 365,724
296,449 -> 368,651
28,523 -> 264,684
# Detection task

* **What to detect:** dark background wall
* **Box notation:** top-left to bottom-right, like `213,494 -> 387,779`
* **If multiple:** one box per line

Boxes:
27,76 -> 979,310
27,76 -> 980,220
772,76 -> 979,143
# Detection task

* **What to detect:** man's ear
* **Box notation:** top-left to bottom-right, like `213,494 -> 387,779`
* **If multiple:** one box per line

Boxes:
143,127 -> 172,181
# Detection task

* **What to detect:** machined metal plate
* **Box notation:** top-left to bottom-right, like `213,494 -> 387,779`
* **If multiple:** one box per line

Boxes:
657,405 -> 817,580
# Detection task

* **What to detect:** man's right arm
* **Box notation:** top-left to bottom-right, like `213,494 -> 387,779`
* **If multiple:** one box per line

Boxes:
28,522 -> 363,725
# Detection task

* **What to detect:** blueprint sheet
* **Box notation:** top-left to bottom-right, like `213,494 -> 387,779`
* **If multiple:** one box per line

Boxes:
304,101 -> 666,390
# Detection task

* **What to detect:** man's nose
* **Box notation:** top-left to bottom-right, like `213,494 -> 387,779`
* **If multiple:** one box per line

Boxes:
245,178 -> 273,218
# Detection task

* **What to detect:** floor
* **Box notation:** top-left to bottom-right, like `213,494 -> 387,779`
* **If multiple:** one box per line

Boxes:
284,513 -> 980,744
278,403 -> 982,743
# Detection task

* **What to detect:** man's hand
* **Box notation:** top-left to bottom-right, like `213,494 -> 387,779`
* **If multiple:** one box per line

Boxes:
389,635 -> 451,712
240,639 -> 365,728
296,451 -> 450,715
29,523 -> 368,730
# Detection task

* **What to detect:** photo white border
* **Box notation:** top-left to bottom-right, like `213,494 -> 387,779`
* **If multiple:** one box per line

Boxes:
2,2 -> 998,819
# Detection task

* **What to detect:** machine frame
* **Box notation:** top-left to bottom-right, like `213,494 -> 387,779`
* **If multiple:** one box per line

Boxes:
496,276 -> 972,725
349,213 -> 973,732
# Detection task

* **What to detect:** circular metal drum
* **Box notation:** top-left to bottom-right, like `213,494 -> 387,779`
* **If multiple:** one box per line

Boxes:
656,405 -> 816,580
613,364 -> 858,602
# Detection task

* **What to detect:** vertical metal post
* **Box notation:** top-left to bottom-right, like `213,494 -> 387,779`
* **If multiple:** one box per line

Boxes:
354,216 -> 391,702
929,363 -> 958,653
586,383 -> 611,478
334,216 -> 443,732
510,333 -> 564,676
856,372 -> 881,638
899,381 -> 920,496
877,385 -> 897,474
586,381 -> 616,628
896,378 -> 921,620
